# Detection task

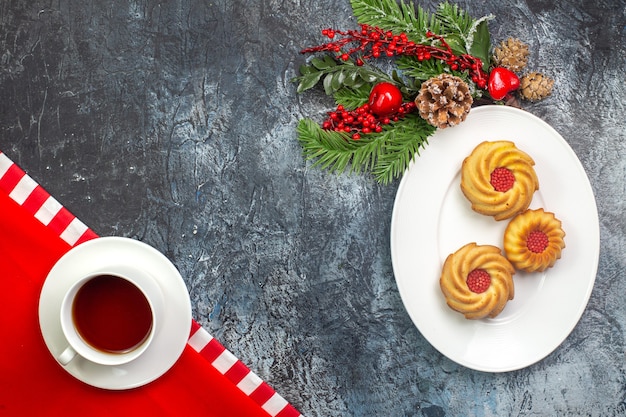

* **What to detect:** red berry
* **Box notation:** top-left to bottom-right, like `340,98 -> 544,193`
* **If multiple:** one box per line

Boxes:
317,76 -> 415,136
466,269 -> 491,293
490,167 -> 515,192
368,82 -> 403,117
527,230 -> 549,253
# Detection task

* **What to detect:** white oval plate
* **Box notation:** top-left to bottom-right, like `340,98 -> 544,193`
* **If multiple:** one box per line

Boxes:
390,106 -> 599,372
39,237 -> 192,389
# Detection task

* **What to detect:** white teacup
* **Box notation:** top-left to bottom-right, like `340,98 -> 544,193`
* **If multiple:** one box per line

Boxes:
58,265 -> 163,367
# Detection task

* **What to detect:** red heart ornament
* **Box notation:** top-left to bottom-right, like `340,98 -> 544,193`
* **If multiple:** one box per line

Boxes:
488,67 -> 520,100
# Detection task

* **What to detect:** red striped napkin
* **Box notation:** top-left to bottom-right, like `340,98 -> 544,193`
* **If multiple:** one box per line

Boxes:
0,150 -> 301,417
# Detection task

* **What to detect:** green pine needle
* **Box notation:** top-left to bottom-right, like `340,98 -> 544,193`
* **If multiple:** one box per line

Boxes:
333,84 -> 372,109
372,114 -> 435,183
436,2 -> 476,37
297,115 -> 435,184
350,0 -> 440,42
297,119 -> 378,175
435,2 -> 494,68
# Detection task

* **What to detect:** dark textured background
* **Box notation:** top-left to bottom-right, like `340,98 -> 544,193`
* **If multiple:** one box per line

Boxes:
1,0 -> 624,415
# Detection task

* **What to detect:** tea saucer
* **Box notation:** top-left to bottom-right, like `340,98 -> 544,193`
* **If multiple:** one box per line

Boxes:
39,237 -> 192,390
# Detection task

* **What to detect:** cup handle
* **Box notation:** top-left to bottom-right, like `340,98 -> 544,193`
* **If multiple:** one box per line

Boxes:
58,346 -> 77,365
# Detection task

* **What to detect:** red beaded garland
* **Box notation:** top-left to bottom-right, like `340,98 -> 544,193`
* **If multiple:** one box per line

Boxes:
302,24 -> 488,90
321,101 -> 416,139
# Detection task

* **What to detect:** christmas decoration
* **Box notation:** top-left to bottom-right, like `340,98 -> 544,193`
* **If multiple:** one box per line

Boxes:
368,82 -> 404,116
519,72 -> 555,101
416,74 -> 473,129
293,0 -> 555,184
493,37 -> 530,72
488,67 -> 521,100
300,26 -> 489,89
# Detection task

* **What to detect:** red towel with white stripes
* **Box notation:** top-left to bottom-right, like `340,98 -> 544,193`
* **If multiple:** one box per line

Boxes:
0,150 -> 302,417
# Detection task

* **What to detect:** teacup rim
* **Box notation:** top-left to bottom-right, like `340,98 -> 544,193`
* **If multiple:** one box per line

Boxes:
58,268 -> 162,366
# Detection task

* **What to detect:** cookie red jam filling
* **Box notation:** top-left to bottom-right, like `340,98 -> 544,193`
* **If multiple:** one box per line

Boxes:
490,167 -> 515,192
466,269 -> 491,293
527,230 -> 549,253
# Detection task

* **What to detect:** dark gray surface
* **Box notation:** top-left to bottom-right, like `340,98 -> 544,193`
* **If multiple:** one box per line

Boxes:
1,0 -> 624,415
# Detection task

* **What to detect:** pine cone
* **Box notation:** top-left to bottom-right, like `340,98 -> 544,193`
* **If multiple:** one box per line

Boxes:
519,72 -> 555,101
493,38 -> 530,73
415,74 -> 473,129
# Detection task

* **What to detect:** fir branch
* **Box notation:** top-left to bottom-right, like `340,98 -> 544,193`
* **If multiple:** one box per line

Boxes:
373,114 -> 435,184
435,2 -> 476,39
396,56 -> 478,96
297,114 -> 435,184
396,55 -> 448,83
349,0 -> 493,73
435,2 -> 494,69
297,118 -> 380,174
350,0 -> 439,42
333,83 -> 372,109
